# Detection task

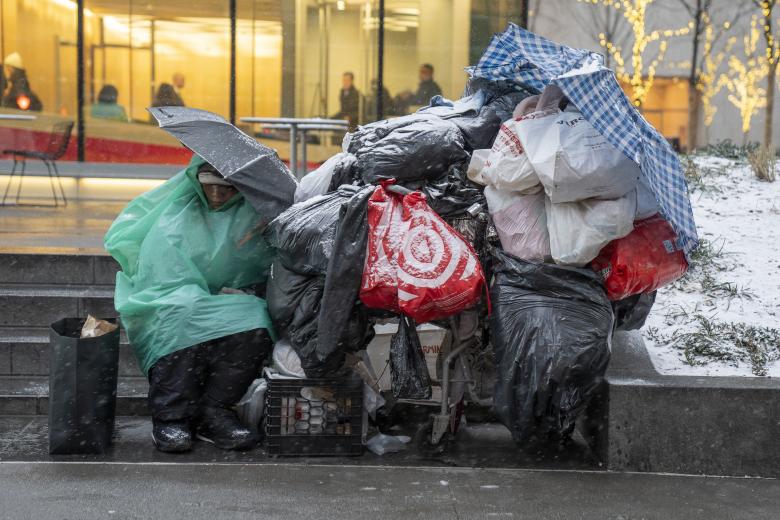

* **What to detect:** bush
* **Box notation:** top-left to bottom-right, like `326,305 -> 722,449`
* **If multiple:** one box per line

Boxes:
747,146 -> 777,182
698,139 -> 758,160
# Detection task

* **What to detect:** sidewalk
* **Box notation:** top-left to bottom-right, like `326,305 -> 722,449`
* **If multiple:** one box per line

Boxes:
1,460 -> 777,520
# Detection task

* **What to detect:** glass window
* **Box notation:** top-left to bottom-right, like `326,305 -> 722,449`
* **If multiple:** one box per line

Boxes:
2,0 -> 527,170
84,0 -> 230,164
0,0 -> 78,161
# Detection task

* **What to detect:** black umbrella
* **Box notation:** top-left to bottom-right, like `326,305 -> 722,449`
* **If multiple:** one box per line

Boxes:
148,106 -> 297,219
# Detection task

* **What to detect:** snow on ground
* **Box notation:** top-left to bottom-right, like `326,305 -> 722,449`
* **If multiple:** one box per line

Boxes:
643,155 -> 780,377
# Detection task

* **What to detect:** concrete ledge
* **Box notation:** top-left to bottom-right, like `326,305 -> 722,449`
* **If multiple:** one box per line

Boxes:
593,331 -> 780,478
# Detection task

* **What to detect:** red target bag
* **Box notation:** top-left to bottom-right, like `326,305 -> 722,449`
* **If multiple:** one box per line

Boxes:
360,183 -> 486,323
590,214 -> 688,301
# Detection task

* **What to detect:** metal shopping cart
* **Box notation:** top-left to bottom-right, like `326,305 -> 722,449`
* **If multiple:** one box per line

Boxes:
378,185 -> 497,451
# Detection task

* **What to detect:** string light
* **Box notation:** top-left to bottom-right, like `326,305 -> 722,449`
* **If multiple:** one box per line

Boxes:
698,13 -> 734,128
579,0 -> 691,108
722,16 -> 768,135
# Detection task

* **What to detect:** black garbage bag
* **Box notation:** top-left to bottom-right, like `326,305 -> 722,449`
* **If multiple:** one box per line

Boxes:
346,114 -> 469,184
612,292 -> 656,332
266,185 -> 362,275
285,276 -> 374,377
327,152 -> 360,191
420,164 -> 486,219
490,251 -> 612,444
389,316 -> 432,399
266,259 -> 313,334
449,90 -> 531,151
316,185 -> 375,371
267,185 -> 376,377
49,317 -> 120,455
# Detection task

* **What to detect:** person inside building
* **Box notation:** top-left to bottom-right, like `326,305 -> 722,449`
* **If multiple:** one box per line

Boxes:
2,52 -> 43,112
411,63 -> 442,105
90,84 -> 129,122
394,63 -> 442,114
104,156 -> 275,453
152,83 -> 184,108
331,71 -> 361,129
364,78 -> 394,123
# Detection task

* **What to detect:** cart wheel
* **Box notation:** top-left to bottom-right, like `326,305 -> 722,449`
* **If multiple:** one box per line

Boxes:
414,418 -> 452,457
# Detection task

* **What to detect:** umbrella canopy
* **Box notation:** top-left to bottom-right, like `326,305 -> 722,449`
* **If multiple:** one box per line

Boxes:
148,106 -> 297,221
468,24 -> 698,257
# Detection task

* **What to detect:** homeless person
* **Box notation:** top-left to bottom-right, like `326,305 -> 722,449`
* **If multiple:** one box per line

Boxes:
104,156 -> 275,453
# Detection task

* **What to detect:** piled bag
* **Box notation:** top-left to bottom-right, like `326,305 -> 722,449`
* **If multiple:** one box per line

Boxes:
360,182 -> 486,324
490,251 -> 612,444
590,215 -> 688,300
266,186 -> 375,376
483,186 -> 550,262
472,85 -> 642,267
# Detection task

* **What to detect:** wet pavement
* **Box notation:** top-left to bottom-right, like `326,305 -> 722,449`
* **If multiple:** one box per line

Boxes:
0,415 -> 596,471
0,201 -> 123,254
1,460 -> 778,520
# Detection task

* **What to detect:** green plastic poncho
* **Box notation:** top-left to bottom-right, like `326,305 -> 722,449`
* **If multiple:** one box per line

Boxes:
104,156 -> 275,375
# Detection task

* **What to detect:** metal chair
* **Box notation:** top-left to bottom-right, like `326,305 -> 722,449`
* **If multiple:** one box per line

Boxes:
1,120 -> 73,207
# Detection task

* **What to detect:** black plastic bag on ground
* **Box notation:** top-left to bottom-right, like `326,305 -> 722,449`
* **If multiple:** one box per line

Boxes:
266,185 -> 361,275
490,251 -> 612,444
346,114 -> 469,184
49,317 -> 120,454
390,316 -> 432,399
612,292 -> 656,332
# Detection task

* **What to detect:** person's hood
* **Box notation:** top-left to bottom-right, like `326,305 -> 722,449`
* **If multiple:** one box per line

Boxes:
183,155 -> 243,212
4,52 -> 23,70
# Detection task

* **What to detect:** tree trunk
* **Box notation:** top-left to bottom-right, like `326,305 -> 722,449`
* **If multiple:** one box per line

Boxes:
687,81 -> 701,151
764,64 -> 776,150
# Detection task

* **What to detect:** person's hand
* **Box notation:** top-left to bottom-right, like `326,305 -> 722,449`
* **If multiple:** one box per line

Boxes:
219,287 -> 244,295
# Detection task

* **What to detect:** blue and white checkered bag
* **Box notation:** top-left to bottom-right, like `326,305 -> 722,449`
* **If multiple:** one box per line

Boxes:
468,24 -> 698,256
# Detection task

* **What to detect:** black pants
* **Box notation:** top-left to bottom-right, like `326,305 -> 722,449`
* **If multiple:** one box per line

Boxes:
148,329 -> 273,422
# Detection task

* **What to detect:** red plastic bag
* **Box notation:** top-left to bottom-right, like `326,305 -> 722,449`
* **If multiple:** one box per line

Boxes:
591,215 -> 688,301
360,183 -> 486,323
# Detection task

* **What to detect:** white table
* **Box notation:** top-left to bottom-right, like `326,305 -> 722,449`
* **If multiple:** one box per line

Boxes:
241,117 -> 349,177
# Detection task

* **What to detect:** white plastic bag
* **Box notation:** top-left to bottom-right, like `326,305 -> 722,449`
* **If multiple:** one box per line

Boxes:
236,378 -> 268,434
466,148 -> 491,185
366,433 -> 411,455
517,105 -> 641,203
545,191 -> 636,266
480,119 -> 540,193
484,185 -> 551,262
272,338 -> 306,378
294,153 -> 347,203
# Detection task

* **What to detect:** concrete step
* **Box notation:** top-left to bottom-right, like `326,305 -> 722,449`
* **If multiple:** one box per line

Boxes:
0,326 -> 142,377
0,283 -> 117,328
0,375 -> 148,416
0,252 -> 118,286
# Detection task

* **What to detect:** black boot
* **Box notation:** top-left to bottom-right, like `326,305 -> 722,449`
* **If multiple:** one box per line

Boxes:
152,420 -> 193,453
197,405 -> 257,450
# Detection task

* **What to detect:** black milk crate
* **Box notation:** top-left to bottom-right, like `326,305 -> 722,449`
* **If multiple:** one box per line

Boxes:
265,373 -> 364,457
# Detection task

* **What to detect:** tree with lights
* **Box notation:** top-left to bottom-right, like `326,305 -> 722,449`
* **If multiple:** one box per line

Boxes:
722,16 -> 768,144
699,16 -> 736,140
578,0 -> 691,108
752,0 -> 780,148
676,0 -> 748,149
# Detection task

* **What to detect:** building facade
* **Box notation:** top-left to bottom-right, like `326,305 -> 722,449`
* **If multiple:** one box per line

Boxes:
0,0 -> 774,172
